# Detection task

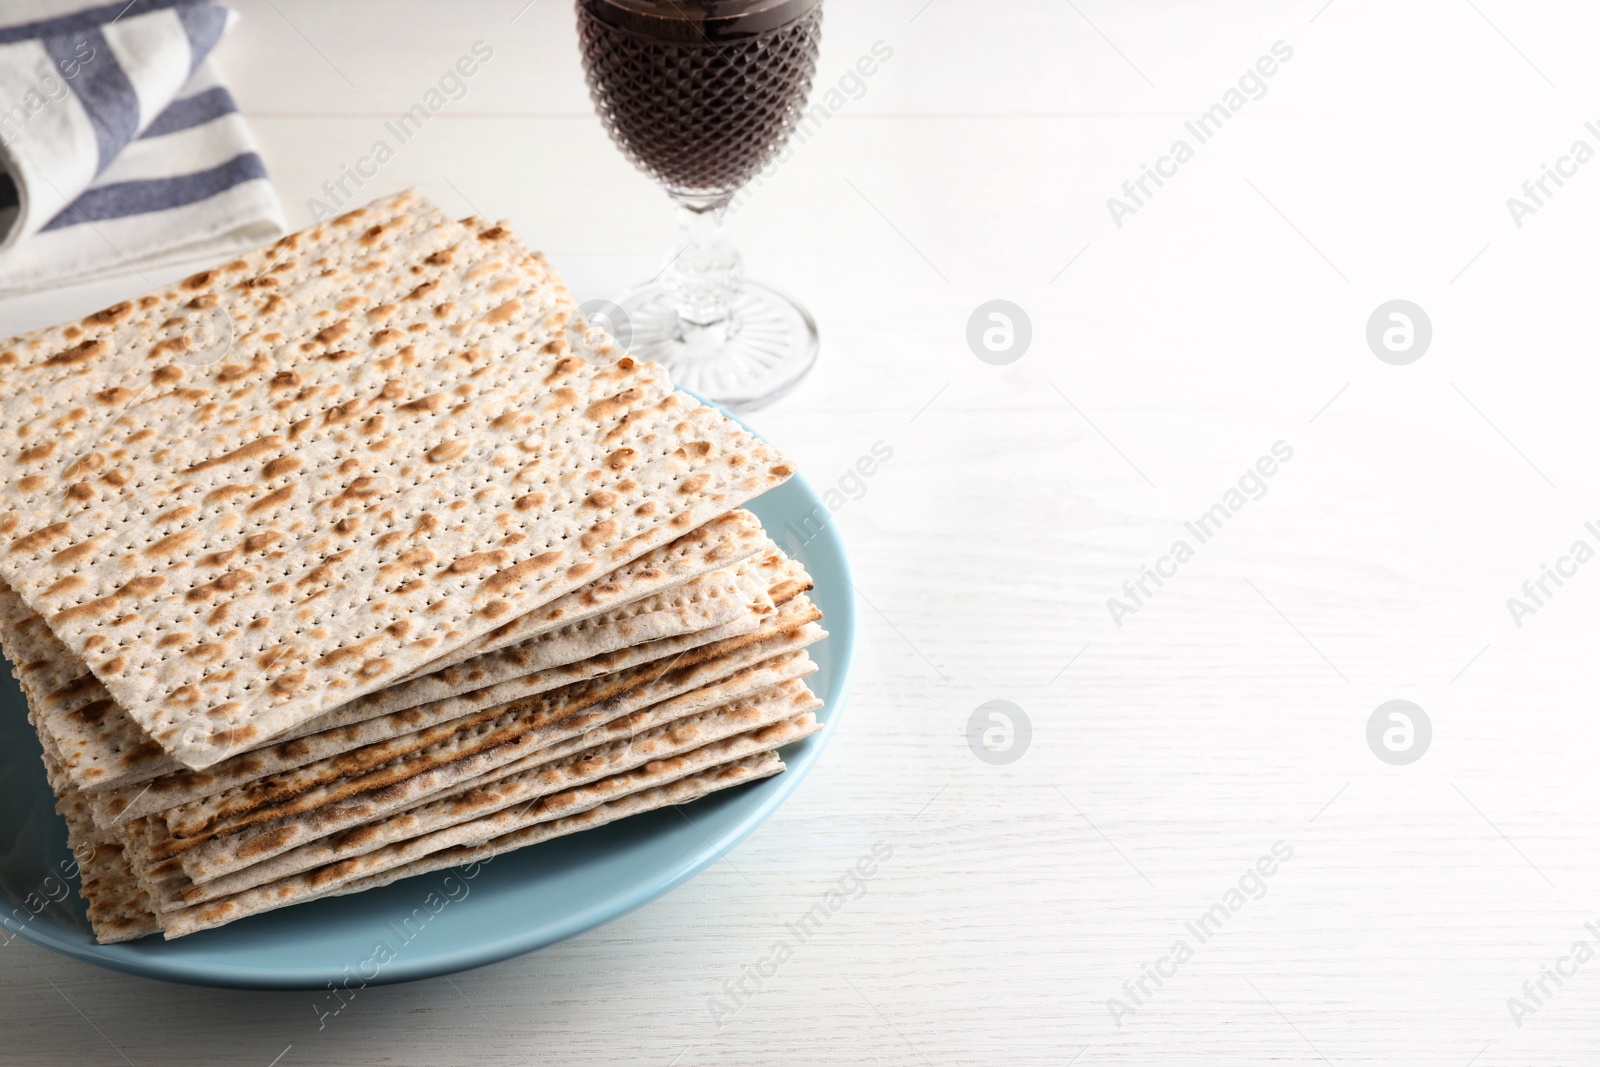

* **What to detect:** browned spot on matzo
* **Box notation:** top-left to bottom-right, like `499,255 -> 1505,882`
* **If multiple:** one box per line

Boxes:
183,436 -> 283,475
39,338 -> 109,367
246,486 -> 295,514
10,522 -> 70,555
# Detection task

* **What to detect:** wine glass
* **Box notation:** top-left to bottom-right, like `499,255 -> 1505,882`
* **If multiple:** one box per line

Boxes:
576,0 -> 824,412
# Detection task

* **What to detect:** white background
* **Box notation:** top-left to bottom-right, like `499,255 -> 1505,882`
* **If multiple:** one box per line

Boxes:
6,1 -> 1600,1063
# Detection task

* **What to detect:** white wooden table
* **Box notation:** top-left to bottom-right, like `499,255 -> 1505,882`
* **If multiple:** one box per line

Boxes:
6,1 -> 1600,1063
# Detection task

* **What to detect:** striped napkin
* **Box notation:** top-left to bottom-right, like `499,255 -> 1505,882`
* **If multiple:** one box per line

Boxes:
0,0 -> 283,294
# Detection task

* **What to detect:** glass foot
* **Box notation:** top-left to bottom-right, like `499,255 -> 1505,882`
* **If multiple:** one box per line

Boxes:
613,279 -> 818,412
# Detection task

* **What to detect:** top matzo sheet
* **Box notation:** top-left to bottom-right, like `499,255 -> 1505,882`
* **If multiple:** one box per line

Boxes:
0,190 -> 792,770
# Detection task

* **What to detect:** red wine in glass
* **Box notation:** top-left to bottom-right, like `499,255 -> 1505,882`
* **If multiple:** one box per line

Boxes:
577,0 -> 824,410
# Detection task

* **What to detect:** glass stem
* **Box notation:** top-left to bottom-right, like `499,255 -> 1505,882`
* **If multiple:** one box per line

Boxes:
662,198 -> 742,328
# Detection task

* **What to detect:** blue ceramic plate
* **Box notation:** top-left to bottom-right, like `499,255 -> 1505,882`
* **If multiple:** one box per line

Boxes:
0,418 -> 853,989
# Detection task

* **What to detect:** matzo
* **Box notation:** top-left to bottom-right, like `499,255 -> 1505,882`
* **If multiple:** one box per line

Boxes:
105,598 -> 815,829
4,669 -> 161,943
0,511 -> 767,794
408,507 -> 767,676
0,189 -> 793,769
179,657 -> 820,887
96,551 -> 810,825
7,535 -> 805,797
180,676 -> 819,897
149,621 -> 806,849
387,558 -> 766,687
128,753 -> 785,938
48,568 -> 761,803
333,752 -> 784,899
53,777 -> 162,943
0,561 -> 749,797
130,613 -> 821,848
158,715 -> 816,936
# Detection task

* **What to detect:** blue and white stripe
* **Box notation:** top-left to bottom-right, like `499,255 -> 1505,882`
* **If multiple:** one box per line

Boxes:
0,0 -> 282,293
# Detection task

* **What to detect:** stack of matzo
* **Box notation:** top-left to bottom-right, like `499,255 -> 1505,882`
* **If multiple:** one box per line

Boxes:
0,189 -> 827,942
